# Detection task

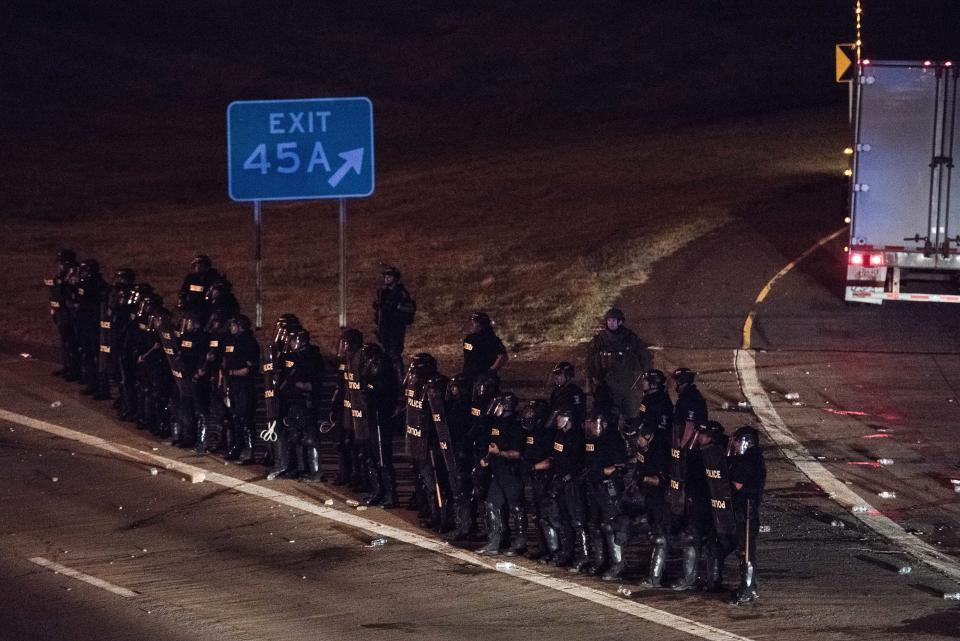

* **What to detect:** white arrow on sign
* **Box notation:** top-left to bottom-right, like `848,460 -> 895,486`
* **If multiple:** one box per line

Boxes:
327,148 -> 365,188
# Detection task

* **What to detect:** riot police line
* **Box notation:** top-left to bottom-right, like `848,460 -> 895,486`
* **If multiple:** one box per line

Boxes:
46,250 -> 765,606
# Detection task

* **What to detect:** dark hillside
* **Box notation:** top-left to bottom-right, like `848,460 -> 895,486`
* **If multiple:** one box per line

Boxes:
2,0 -> 850,218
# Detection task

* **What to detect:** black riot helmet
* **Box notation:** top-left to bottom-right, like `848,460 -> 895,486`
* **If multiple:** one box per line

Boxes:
287,328 -> 310,352
488,392 -> 518,418
179,311 -> 200,335
360,342 -> 386,380
274,315 -> 301,354
138,293 -> 163,319
643,369 -> 667,392
672,367 -> 696,389
447,373 -> 469,401
697,420 -> 725,441
604,307 -> 625,322
56,248 -> 76,265
338,328 -> 363,358
551,361 -> 575,385
730,426 -> 760,456
470,311 -> 492,330
519,399 -> 549,431
149,307 -> 170,332
191,254 -> 212,273
554,405 -> 576,431
205,279 -> 231,302
113,268 -> 136,288
206,310 -> 226,333
230,314 -> 252,334
382,265 -> 401,280
584,409 -> 614,440
126,283 -> 153,308
79,258 -> 100,280
405,353 -> 438,388
472,372 -> 500,407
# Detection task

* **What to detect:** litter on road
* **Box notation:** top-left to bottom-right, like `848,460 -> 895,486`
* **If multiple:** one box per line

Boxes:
50,401 -> 62,408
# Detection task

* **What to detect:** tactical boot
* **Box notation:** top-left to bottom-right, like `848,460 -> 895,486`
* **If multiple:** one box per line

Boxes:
380,467 -> 399,508
444,499 -> 473,541
266,437 -> 291,481
92,372 -> 111,401
224,424 -> 242,460
527,518 -> 550,561
504,506 -> 528,556
731,560 -> 758,605
671,544 -> 700,591
193,415 -> 209,454
236,421 -> 255,465
699,544 -> 723,592
301,447 -> 323,482
641,537 -> 668,589
601,526 -> 625,582
551,526 -> 574,566
584,525 -> 608,576
568,528 -> 591,573
477,505 -> 504,556
364,460 -> 384,504
537,523 -> 561,565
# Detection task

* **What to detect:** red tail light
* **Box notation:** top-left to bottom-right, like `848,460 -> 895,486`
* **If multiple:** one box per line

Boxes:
849,252 -> 884,267
850,252 -> 864,266
869,253 -> 884,266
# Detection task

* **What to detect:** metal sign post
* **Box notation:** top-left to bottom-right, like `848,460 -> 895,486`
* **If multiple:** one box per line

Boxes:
227,97 -> 375,333
253,200 -> 263,330
338,198 -> 347,328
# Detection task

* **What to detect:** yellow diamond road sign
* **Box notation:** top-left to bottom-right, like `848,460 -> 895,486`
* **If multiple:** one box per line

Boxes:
836,43 -> 855,83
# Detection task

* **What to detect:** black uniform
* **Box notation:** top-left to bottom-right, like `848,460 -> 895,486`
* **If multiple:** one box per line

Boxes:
178,267 -> 224,322
667,383 -> 708,516
730,441 -> 766,603
48,261 -> 80,380
549,380 -> 587,425
583,423 -> 629,579
174,328 -> 209,446
271,344 -> 323,478
405,369 -> 441,528
75,272 -> 108,391
481,412 -> 526,553
95,280 -> 134,401
521,409 -> 556,559
547,420 -> 587,567
462,327 -> 507,382
373,282 -> 414,362
223,328 -> 260,463
359,344 -> 399,506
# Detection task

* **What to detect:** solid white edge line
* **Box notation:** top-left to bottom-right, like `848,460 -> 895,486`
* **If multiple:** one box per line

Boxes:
28,557 -> 139,598
2,407 -> 755,641
735,348 -> 960,584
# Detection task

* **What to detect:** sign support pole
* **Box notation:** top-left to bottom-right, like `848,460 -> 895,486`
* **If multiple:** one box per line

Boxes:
338,197 -> 347,328
254,200 -> 263,330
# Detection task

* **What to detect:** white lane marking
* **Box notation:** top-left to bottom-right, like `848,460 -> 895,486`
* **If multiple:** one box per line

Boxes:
736,349 -> 960,583
28,557 -> 139,598
3,408 -> 754,641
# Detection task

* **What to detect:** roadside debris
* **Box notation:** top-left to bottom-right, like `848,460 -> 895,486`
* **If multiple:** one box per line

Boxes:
848,461 -> 882,468
369,538 -> 388,548
898,566 -> 912,575
50,401 -> 62,408
944,592 -> 960,600
877,491 -> 896,499
148,467 -> 158,476
784,392 -> 800,400
356,505 -> 368,511
877,459 -> 894,466
324,499 -> 335,506
758,525 -> 771,534
617,585 -> 633,598
495,561 -> 515,571
721,401 -> 752,411
863,434 -> 891,439
345,499 -> 360,507
19,352 -> 31,359
830,520 -> 846,529
51,476 -> 59,482
852,505 -> 871,513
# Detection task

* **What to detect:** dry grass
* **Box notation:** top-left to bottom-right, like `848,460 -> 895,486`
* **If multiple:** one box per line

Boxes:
0,107 -> 847,370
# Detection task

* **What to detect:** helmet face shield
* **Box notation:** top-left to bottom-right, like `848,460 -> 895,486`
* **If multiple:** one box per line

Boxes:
584,416 -> 606,440
555,413 -> 573,431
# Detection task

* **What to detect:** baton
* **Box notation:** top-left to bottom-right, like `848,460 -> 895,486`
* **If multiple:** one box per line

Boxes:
744,499 -> 751,565
429,448 -> 444,510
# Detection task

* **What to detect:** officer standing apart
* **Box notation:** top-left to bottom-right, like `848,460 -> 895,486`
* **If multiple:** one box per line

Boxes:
462,312 -> 509,383
48,249 -> 79,380
586,308 -> 652,419
373,266 -> 416,382
728,426 -> 766,605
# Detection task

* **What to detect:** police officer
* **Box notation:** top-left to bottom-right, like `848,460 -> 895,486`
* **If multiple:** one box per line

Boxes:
178,254 -> 225,323
206,279 -> 240,321
76,259 -> 108,395
582,409 -> 630,581
117,285 -> 152,421
586,308 -> 652,418
462,312 -> 508,382
268,329 -> 323,480
518,399 -> 556,560
176,312 -> 209,449
334,328 -> 364,487
404,353 -> 443,529
373,265 -> 416,381
549,362 -> 586,425
729,426 -> 766,605
48,249 -> 80,380
359,342 -> 399,505
133,294 -> 165,432
668,368 -> 710,591
94,268 -> 136,401
477,393 -> 526,556
698,420 -> 734,592
223,315 -> 260,464
547,406 -> 588,570
196,311 -> 231,454
632,369 -> 674,588
261,315 -> 300,465
467,372 -> 500,531
429,373 -> 472,538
